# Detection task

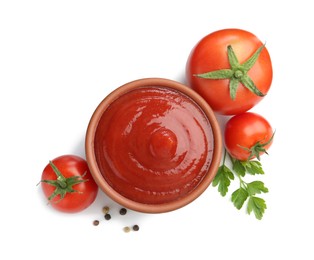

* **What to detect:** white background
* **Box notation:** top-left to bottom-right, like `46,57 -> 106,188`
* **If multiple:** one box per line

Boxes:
1,0 -> 313,259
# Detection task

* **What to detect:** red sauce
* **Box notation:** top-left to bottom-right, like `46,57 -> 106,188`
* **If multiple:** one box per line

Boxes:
94,86 -> 214,204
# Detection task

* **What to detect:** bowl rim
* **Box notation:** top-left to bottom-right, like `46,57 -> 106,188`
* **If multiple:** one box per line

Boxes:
85,78 -> 222,213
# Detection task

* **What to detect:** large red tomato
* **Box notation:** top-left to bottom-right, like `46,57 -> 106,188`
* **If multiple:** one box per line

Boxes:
40,155 -> 98,213
186,29 -> 273,115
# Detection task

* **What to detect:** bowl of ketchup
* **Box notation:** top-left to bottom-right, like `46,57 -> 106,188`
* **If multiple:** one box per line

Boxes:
85,78 -> 222,213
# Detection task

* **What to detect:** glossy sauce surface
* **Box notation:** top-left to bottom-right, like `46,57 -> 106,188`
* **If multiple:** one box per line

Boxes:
94,86 -> 214,204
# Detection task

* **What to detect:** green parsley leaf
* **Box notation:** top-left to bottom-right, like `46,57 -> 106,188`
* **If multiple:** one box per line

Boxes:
232,159 -> 246,177
213,150 -> 269,220
212,165 -> 234,197
246,181 -> 269,196
247,196 -> 267,220
231,188 -> 248,210
241,160 -> 264,175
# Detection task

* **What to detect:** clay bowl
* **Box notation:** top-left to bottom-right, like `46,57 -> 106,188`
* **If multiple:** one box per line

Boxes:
85,78 -> 222,213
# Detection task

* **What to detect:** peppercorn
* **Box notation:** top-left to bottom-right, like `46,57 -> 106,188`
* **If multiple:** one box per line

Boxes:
93,220 -> 99,226
104,213 -> 111,220
132,225 -> 140,231
119,208 -> 127,215
102,206 -> 110,214
123,226 -> 131,233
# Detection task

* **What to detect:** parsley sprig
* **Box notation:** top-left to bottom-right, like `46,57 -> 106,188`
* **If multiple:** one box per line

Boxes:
212,149 -> 268,220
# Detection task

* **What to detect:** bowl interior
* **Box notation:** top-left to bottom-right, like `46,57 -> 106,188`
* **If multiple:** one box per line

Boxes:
85,78 -> 222,213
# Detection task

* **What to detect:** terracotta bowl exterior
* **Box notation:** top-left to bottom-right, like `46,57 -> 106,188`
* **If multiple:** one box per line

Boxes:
85,78 -> 222,213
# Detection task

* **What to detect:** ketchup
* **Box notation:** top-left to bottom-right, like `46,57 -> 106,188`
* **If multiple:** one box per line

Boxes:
94,86 -> 214,204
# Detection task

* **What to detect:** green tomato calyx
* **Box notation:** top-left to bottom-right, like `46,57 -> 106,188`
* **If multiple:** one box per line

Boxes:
195,44 -> 266,100
40,161 -> 88,203
239,131 -> 275,161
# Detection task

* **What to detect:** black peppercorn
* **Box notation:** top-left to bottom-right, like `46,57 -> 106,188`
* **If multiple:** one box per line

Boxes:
119,208 -> 127,215
104,213 -> 111,220
132,225 -> 140,231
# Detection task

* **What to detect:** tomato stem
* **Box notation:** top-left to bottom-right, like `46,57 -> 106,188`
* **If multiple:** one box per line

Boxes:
238,131 -> 275,160
56,179 -> 67,189
49,161 -> 64,179
195,44 -> 266,100
40,161 -> 88,203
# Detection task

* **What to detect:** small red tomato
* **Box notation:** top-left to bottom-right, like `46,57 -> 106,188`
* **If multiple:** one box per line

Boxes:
186,28 -> 273,115
40,155 -> 98,213
224,112 -> 274,161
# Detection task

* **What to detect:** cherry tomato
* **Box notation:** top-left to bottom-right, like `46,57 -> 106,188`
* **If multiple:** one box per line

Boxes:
41,155 -> 98,213
224,112 -> 274,161
186,28 -> 273,115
